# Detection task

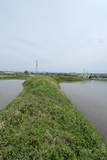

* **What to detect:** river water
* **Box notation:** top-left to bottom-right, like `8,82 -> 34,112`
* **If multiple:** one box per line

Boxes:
0,80 -> 24,109
60,80 -> 107,139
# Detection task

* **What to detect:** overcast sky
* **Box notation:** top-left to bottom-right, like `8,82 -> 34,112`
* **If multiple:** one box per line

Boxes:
0,0 -> 107,73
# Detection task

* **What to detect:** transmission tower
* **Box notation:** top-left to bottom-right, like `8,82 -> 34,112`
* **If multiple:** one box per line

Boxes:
35,60 -> 38,73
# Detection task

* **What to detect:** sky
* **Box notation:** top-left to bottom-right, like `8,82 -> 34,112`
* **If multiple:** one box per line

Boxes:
0,0 -> 107,73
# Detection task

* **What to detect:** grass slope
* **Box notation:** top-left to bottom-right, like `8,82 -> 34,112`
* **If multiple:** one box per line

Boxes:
0,75 -> 107,160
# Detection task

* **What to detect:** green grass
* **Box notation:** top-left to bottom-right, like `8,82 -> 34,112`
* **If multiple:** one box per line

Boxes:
50,75 -> 87,82
0,74 -> 31,80
0,75 -> 107,160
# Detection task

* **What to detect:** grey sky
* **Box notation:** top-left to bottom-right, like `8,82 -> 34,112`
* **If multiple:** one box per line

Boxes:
0,0 -> 107,73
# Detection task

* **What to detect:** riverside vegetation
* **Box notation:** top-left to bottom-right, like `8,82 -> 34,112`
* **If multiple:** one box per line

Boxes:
0,75 -> 107,160
0,73 -> 31,80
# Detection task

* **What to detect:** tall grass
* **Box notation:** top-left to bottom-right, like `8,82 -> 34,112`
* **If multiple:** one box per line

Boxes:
0,75 -> 107,159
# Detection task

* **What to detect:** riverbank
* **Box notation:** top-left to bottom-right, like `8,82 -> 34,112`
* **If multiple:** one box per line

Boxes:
50,74 -> 87,82
0,74 -> 30,80
0,75 -> 107,159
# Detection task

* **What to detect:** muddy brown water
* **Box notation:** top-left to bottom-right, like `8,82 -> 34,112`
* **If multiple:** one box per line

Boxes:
60,80 -> 107,139
0,80 -> 24,109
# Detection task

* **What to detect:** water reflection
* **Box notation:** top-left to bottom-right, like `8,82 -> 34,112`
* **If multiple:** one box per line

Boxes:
60,80 -> 107,139
0,80 -> 24,109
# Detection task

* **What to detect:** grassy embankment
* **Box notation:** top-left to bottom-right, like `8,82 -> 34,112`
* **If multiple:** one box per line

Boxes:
0,73 -> 31,80
50,75 -> 87,82
0,75 -> 107,160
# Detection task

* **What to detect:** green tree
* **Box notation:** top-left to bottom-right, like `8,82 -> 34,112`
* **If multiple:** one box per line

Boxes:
24,70 -> 29,75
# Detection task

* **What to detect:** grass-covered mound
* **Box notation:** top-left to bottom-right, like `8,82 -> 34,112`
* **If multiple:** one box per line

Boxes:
0,75 -> 107,160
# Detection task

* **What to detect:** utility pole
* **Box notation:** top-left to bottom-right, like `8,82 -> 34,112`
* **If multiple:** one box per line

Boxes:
82,68 -> 85,77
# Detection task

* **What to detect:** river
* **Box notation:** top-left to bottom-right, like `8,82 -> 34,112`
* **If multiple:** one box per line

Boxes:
60,80 -> 107,139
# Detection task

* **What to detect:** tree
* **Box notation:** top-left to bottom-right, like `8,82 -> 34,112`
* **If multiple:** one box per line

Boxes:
24,70 -> 29,75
